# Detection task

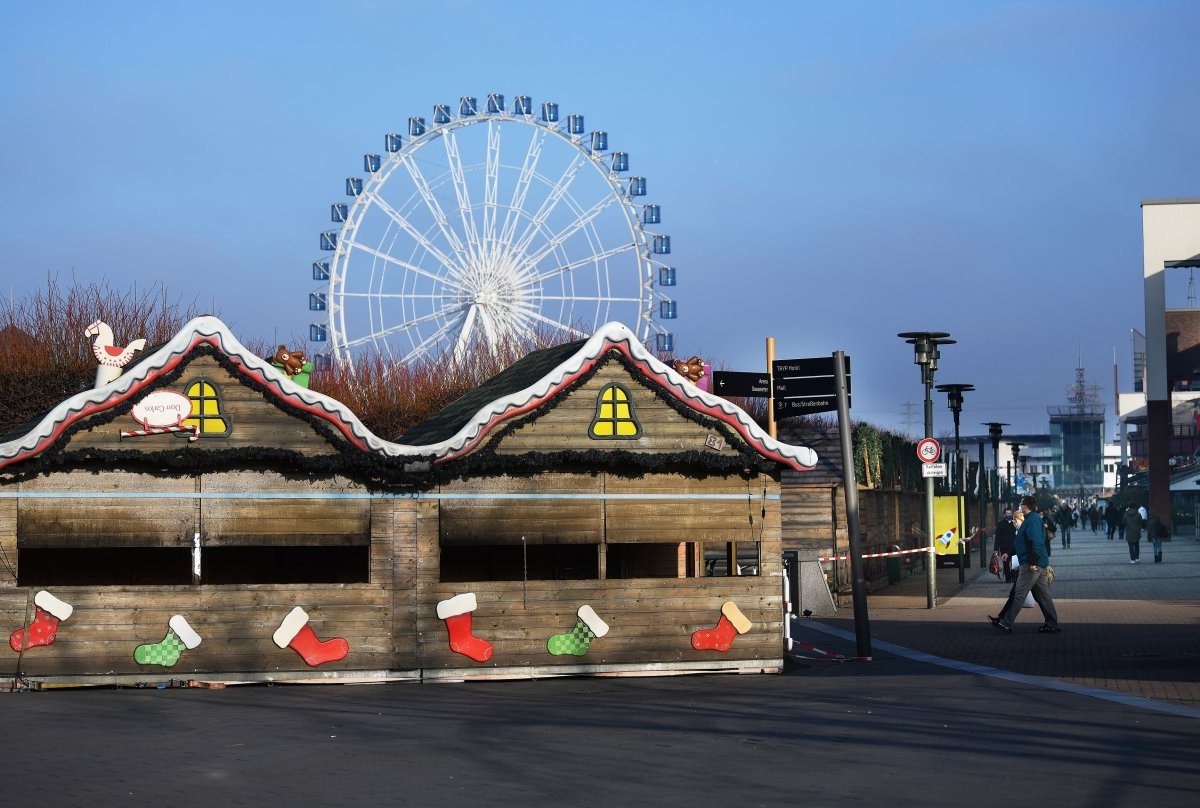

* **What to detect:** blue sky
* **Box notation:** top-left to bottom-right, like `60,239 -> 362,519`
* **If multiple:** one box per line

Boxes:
4,1 -> 1199,439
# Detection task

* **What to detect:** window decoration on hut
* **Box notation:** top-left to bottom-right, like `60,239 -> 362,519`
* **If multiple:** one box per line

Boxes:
546,604 -> 609,656
133,615 -> 202,668
8,590 -> 73,652
181,377 -> 231,437
690,601 -> 752,652
588,383 -> 641,440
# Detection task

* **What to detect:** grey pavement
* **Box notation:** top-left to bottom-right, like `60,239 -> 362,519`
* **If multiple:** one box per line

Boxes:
809,525 -> 1200,710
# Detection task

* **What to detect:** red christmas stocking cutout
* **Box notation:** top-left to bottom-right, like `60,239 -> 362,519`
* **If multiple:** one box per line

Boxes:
272,607 -> 348,667
10,591 -> 74,652
437,593 -> 493,663
691,601 -> 752,652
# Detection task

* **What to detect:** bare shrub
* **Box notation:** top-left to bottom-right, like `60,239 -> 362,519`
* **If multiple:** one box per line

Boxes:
0,276 -> 203,435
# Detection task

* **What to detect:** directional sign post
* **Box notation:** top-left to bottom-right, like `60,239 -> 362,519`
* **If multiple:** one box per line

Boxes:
772,356 -> 851,417
711,371 -> 771,398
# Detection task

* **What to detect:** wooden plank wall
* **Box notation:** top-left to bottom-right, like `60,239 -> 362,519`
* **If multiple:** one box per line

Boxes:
0,490 -> 15,587
201,471 -> 369,546
415,471 -> 783,672
0,470 -> 398,678
439,474 -> 603,544
7,586 -> 393,677
1,466 -> 784,679
61,356 -> 342,457
17,471 -> 196,547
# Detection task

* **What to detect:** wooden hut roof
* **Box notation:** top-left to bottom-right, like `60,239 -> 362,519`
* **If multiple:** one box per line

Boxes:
0,317 -> 817,475
399,321 -> 817,472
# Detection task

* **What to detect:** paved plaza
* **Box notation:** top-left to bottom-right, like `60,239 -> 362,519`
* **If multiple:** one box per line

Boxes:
810,524 -> 1200,710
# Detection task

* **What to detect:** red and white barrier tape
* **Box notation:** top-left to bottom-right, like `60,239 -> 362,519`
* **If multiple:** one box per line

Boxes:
817,530 -> 981,563
787,641 -> 869,663
121,425 -> 200,442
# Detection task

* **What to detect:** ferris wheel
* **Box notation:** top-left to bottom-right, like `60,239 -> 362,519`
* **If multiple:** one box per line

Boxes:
307,93 -> 678,370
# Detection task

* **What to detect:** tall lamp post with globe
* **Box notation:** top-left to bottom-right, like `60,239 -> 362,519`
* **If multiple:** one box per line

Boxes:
899,331 -> 955,609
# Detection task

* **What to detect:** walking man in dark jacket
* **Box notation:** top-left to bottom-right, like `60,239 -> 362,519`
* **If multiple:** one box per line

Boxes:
992,508 -> 1018,583
993,496 -> 1059,634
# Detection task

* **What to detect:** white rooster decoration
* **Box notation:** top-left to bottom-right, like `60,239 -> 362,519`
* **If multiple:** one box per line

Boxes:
85,320 -> 147,388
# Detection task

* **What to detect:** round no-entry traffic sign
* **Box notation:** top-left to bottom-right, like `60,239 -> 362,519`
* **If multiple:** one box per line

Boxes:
916,438 -> 941,463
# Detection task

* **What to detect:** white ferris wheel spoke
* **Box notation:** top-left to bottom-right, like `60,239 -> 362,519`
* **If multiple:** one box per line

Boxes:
442,128 -> 483,260
520,242 -> 638,287
498,126 -> 545,248
362,190 -> 463,277
537,295 -> 644,302
452,304 -> 480,362
511,154 -> 586,258
482,120 -> 501,251
403,156 -> 471,262
345,239 -> 469,294
343,305 -> 468,349
520,194 -> 619,269
524,309 -> 589,339
399,311 -> 470,365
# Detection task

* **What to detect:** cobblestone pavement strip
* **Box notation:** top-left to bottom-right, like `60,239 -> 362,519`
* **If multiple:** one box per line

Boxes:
809,527 -> 1200,710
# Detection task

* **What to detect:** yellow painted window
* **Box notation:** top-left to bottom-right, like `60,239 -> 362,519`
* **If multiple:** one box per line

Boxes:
181,377 -> 231,437
589,383 -> 641,440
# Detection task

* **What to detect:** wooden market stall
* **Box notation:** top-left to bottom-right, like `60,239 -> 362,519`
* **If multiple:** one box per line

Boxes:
0,316 -> 817,685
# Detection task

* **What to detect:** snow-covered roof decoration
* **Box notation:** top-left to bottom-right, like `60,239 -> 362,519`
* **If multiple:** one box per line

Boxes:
0,316 -> 818,474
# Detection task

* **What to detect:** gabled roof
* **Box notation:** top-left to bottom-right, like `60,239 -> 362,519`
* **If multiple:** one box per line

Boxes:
400,321 -> 818,471
399,338 -> 588,445
0,317 -> 818,474
0,316 -> 403,472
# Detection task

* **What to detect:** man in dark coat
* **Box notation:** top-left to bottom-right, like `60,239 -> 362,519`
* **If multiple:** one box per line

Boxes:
992,508 -> 1018,583
994,496 -> 1060,634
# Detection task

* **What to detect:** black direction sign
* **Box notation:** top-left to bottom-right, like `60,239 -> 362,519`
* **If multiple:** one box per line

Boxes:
771,355 -> 851,416
772,356 -> 850,377
774,395 -> 848,415
711,370 -> 770,397
774,375 -> 851,398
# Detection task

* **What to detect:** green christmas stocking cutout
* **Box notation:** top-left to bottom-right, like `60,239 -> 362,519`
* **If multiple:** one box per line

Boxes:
547,605 -> 609,656
134,615 -> 202,667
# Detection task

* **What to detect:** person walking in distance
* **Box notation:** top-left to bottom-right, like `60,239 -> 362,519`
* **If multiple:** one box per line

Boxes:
992,508 -> 1018,583
1147,509 -> 1169,563
992,496 -> 1059,634
1123,504 -> 1144,563
1104,501 -> 1119,540
1056,504 -> 1072,549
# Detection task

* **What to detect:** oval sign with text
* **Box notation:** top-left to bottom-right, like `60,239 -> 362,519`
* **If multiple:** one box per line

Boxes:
131,390 -> 193,429
916,437 -> 941,463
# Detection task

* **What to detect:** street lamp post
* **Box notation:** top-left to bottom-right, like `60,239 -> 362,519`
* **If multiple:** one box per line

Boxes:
899,331 -> 955,609
1008,441 -> 1026,509
984,422 -> 1008,540
937,384 -> 974,583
